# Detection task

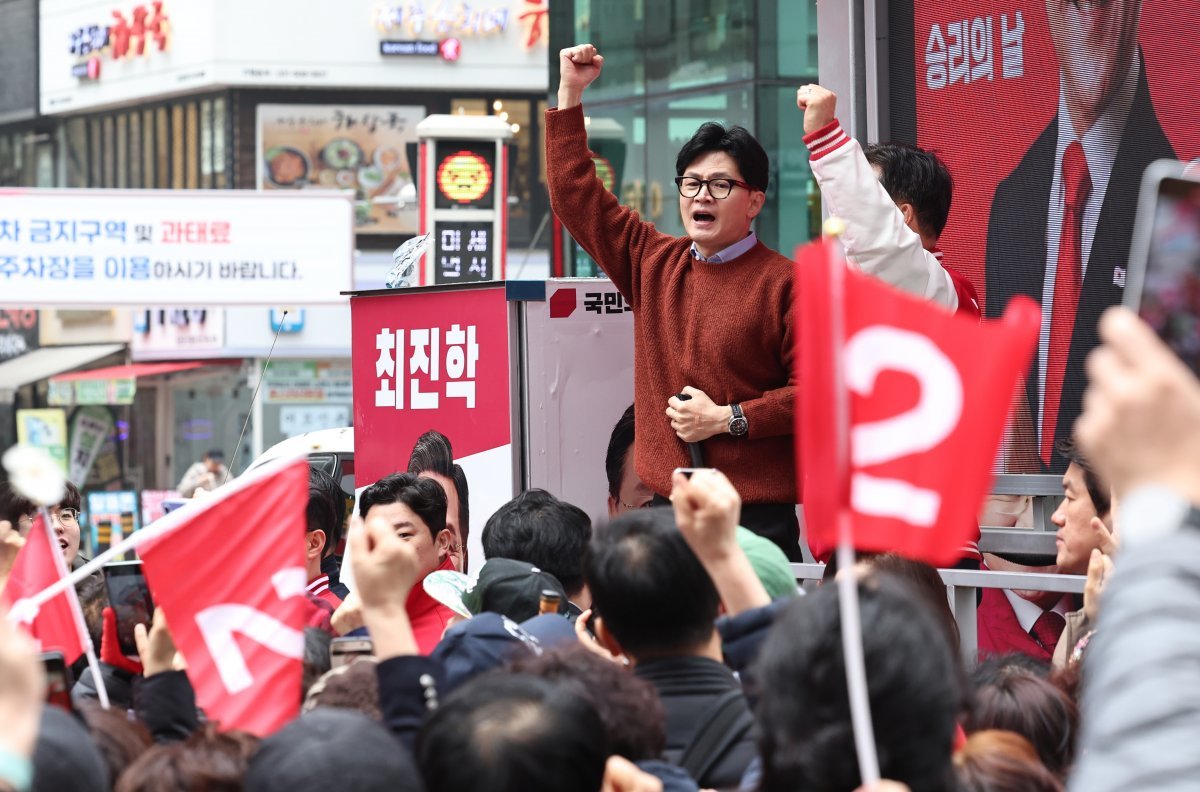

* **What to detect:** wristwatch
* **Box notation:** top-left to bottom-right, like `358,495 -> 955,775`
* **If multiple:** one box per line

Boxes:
728,403 -> 748,437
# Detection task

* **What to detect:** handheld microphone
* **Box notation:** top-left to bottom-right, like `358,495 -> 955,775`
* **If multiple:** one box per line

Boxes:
675,392 -> 706,467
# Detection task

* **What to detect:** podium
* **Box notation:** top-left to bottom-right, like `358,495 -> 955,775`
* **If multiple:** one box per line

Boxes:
350,279 -> 634,568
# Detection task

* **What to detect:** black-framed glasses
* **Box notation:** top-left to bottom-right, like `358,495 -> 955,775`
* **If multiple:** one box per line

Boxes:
674,176 -> 754,199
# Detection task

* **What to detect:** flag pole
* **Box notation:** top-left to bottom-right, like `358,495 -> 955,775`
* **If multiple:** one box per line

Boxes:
825,222 -> 881,786
38,508 -> 109,710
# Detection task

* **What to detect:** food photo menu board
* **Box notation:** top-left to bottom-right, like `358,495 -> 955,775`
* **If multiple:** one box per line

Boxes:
257,104 -> 426,234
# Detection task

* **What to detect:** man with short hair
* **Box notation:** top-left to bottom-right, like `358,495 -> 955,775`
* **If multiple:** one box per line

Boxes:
979,437 -> 1116,663
481,489 -> 592,614
407,430 -> 470,572
605,405 -> 654,516
358,472 -> 457,654
797,84 -> 980,316
1,479 -> 85,569
176,449 -> 227,498
305,468 -> 347,608
585,507 -> 756,789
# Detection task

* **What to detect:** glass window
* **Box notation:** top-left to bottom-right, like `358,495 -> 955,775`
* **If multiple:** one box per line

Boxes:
200,99 -> 213,188
644,0 -> 754,94
129,112 -> 142,187
65,119 -> 88,187
156,108 -> 170,188
102,116 -> 116,187
212,97 -> 227,188
171,105 -> 185,189
116,113 -> 129,188
756,0 -> 819,78
755,85 -> 820,257
185,102 -> 199,189
571,0 -> 645,102
143,110 -> 156,186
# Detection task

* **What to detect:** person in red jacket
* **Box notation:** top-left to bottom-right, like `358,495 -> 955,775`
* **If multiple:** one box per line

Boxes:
357,473 -> 457,654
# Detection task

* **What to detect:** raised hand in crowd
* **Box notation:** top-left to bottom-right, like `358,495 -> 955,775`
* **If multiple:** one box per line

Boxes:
557,44 -> 604,109
349,512 -> 421,660
670,468 -> 771,615
796,83 -> 837,135
1077,306 -> 1200,510
0,605 -> 45,790
134,607 -> 179,677
1083,547 -> 1115,625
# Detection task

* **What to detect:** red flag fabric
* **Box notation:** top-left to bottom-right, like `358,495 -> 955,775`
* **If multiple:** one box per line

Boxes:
797,240 -> 1040,566
1,516 -> 88,663
138,458 -> 309,736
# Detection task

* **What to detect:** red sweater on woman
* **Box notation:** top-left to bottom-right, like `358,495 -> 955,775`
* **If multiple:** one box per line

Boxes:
545,105 -> 797,504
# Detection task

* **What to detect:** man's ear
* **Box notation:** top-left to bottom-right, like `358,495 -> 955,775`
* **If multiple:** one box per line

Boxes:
306,529 -> 326,561
593,615 -> 626,658
434,528 -> 453,560
747,189 -> 767,220
898,201 -> 919,233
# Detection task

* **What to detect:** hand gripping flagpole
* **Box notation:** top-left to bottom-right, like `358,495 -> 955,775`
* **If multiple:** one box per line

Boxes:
824,217 -> 881,786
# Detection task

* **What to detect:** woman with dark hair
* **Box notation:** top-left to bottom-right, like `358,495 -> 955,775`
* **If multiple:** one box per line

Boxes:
115,724 -> 259,792
967,663 -> 1078,778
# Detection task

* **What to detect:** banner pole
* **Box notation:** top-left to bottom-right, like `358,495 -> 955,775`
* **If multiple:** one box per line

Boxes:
826,227 -> 881,786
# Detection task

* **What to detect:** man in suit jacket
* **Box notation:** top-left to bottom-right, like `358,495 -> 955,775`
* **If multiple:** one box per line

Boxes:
985,0 -> 1175,474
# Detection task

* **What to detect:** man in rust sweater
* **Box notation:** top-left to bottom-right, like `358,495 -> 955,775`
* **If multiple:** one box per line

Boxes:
547,44 -> 801,558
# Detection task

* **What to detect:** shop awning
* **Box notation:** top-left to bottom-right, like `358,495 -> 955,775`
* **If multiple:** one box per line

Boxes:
51,361 -> 206,382
0,344 -> 125,398
48,361 -> 217,406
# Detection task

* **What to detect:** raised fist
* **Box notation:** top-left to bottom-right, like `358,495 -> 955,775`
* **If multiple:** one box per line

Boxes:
558,44 -> 605,106
797,84 -> 838,135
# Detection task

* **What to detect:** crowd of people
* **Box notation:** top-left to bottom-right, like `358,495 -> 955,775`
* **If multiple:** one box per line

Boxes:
0,39 -> 1197,792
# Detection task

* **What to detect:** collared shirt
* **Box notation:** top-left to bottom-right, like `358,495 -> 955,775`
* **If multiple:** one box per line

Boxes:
1002,587 -> 1072,634
689,231 -> 758,264
1037,55 -> 1141,443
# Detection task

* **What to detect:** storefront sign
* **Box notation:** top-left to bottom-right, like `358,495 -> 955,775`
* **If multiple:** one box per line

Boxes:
132,307 -> 224,354
42,0 -> 547,114
69,405 -> 113,484
0,190 -> 354,306
68,1 -> 171,80
257,104 -> 424,236
16,409 -> 69,475
279,404 -> 351,437
263,361 -> 353,403
0,309 -> 39,362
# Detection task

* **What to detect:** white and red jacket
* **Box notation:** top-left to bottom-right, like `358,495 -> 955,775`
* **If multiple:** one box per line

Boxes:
806,119 -> 982,563
804,119 -> 980,320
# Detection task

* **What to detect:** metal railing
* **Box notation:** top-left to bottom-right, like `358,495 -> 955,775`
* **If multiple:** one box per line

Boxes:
790,563 -> 1085,667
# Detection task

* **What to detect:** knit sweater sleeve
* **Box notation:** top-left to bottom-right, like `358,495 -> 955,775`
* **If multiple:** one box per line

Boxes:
739,274 -> 796,439
545,104 -> 671,309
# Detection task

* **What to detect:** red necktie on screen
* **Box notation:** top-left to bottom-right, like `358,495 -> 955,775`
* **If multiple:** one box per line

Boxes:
1042,142 -> 1092,466
1030,609 -> 1066,656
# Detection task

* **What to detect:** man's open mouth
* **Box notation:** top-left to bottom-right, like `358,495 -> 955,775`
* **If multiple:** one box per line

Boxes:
692,211 -> 716,225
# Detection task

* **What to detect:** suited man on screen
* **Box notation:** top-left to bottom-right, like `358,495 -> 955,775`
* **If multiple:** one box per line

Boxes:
985,0 -> 1175,473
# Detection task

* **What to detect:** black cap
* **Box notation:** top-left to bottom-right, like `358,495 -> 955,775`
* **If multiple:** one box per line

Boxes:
245,709 -> 422,792
461,558 -> 568,623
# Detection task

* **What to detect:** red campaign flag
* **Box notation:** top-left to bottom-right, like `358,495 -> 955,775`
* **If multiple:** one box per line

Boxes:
797,240 -> 1040,566
138,458 -> 309,736
1,516 -> 88,663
